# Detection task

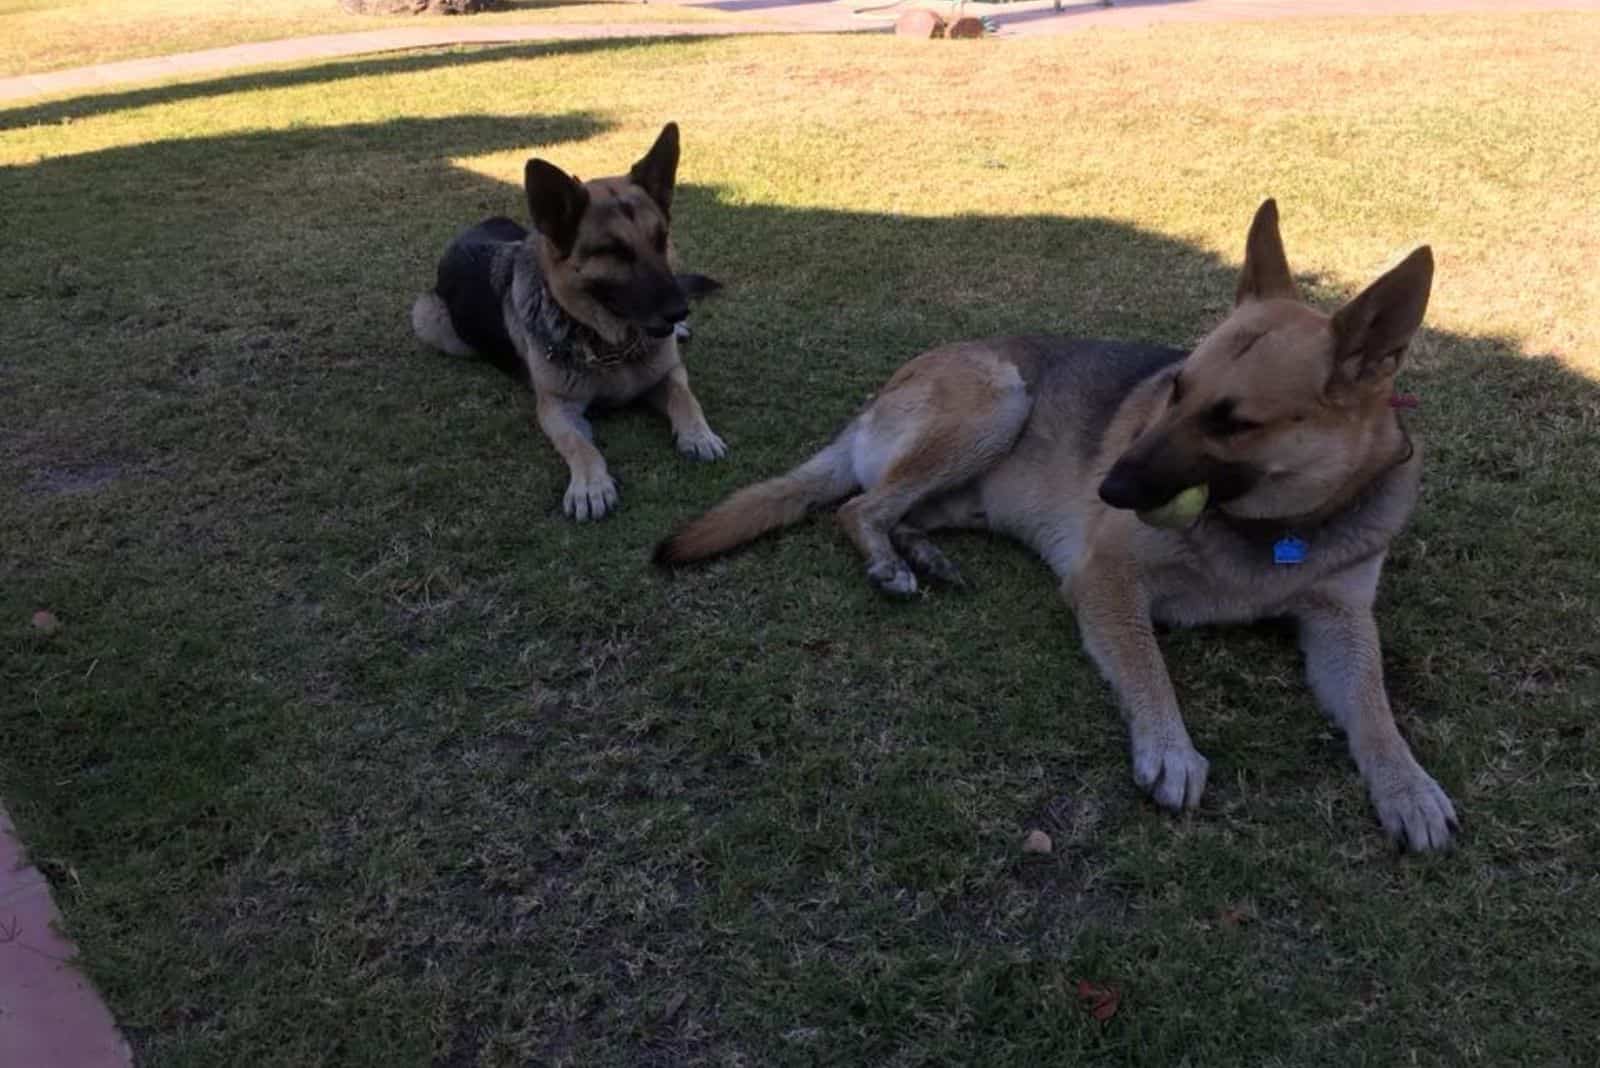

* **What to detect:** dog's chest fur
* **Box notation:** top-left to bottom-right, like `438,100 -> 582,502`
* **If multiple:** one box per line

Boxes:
433,217 -> 672,402
1140,452 -> 1422,626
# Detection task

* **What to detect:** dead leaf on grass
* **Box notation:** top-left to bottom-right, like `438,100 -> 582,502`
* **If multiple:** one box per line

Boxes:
1075,979 -> 1121,1022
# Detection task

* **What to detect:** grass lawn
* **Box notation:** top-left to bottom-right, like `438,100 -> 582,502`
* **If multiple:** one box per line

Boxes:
0,0 -> 732,78
4,12 -> 1600,1066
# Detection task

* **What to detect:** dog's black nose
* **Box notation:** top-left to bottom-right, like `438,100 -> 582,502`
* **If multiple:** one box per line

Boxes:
1098,465 -> 1145,510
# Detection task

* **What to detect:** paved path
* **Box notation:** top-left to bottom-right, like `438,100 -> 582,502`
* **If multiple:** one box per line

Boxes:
1,803 -> 131,1068
978,0 -> 1600,34
4,0 -> 1599,103
0,21 -> 838,103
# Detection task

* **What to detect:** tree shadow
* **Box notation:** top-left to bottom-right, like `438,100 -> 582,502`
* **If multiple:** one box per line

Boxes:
0,36 -> 700,134
4,107 -> 1594,717
3,110 -> 1599,1066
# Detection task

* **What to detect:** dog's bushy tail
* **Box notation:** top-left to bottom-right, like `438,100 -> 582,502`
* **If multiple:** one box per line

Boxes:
654,432 -> 858,566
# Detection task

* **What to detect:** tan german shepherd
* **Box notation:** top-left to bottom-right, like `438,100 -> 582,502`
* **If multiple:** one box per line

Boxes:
412,123 -> 725,522
657,200 -> 1457,851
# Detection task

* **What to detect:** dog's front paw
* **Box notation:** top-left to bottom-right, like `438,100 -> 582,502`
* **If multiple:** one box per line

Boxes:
1130,735 -> 1209,811
676,427 -> 727,462
563,472 -> 619,522
1369,760 -> 1458,852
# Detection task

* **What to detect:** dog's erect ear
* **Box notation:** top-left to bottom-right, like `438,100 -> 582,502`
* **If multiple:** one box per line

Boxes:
1327,246 -> 1434,401
525,159 -> 589,257
629,122 -> 681,219
1235,198 -> 1300,306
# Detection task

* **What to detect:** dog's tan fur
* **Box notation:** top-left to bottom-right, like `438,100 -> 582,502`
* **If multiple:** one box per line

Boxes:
659,200 -> 1457,851
414,123 -> 725,521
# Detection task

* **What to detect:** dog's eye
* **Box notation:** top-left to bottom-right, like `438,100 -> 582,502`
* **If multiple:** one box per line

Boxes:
653,229 -> 668,254
1204,399 -> 1262,438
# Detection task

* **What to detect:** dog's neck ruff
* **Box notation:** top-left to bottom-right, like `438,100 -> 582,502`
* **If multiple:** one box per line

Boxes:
522,267 -> 652,370
1211,415 -> 1417,552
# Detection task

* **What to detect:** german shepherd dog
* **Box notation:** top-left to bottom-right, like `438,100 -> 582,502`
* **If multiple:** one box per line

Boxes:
658,200 -> 1458,851
411,123 -> 726,521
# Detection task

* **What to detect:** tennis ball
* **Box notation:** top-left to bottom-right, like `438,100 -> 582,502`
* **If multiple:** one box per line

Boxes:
1137,484 -> 1209,529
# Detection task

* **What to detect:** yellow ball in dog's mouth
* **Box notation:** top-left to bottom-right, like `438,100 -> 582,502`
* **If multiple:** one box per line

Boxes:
1137,484 -> 1210,529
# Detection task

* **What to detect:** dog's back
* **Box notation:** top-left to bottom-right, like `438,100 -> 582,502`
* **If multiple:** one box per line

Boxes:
410,217 -> 529,380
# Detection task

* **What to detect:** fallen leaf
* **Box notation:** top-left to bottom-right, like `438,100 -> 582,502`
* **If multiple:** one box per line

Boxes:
1076,979 -> 1121,1022
1217,900 -> 1257,928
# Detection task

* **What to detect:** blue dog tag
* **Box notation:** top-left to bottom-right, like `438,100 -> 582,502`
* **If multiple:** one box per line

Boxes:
1273,536 -> 1308,566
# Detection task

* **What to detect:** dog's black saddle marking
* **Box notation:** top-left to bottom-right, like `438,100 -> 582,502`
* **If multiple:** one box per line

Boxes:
434,216 -> 527,362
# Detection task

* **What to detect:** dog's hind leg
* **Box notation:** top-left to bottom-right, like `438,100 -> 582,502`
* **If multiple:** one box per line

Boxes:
410,292 -> 477,358
837,347 -> 1033,597
885,486 -> 987,588
891,523 -> 968,588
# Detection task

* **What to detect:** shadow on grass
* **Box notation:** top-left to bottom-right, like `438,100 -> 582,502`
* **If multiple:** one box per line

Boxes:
3,112 -> 1599,1067
0,36 -> 706,133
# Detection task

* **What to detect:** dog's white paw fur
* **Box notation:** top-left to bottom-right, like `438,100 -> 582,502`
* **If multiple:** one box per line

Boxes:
1131,735 -> 1210,811
1368,760 -> 1458,852
867,558 -> 918,597
564,472 -> 618,522
676,427 -> 727,461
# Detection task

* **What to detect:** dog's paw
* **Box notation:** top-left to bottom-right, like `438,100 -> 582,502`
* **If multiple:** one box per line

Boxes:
901,539 -> 967,588
563,472 -> 619,522
1369,762 -> 1458,852
676,427 -> 727,462
1130,736 -> 1209,811
866,558 -> 918,597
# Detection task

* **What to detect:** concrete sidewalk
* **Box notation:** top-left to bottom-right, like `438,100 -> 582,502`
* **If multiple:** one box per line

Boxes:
0,804 -> 131,1068
0,20 -> 851,104
4,0 -> 1598,104
972,0 -> 1600,36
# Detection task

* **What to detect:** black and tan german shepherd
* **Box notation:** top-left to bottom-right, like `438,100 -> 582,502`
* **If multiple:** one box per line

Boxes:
658,200 -> 1457,851
412,122 -> 725,521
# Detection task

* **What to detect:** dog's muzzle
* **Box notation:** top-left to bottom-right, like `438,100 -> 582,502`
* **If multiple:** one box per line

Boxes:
1098,461 -> 1168,511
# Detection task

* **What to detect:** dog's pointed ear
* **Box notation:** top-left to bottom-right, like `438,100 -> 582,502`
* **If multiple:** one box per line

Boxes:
629,122 -> 680,219
1327,246 -> 1433,401
1235,198 -> 1300,305
524,158 -> 589,257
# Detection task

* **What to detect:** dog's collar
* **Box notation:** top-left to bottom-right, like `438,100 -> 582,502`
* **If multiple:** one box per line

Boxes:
543,320 -> 652,368
523,261 -> 654,369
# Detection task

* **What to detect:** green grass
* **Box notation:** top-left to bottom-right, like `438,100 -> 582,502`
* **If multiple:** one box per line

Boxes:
4,13 -> 1600,1066
0,0 -> 731,78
